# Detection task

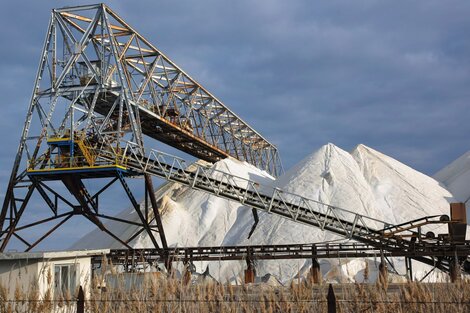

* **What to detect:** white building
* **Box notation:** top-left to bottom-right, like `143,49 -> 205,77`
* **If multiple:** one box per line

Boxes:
0,249 -> 109,300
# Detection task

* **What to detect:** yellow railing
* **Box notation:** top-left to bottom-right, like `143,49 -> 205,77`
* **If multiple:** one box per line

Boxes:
76,138 -> 96,166
27,131 -> 129,172
27,154 -> 127,172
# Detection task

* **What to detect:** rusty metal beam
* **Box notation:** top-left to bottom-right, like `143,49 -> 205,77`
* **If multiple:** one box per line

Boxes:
144,174 -> 168,249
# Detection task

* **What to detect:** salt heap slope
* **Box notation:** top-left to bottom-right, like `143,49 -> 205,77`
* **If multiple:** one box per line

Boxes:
209,144 -> 389,283
72,143 -> 455,283
352,144 -> 453,226
237,143 -> 383,247
434,151 -> 470,219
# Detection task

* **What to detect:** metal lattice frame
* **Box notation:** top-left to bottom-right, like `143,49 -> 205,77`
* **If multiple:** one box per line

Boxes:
104,144 -> 448,245
105,242 -> 469,266
0,3 -> 281,253
56,4 -> 282,176
64,141 -> 465,271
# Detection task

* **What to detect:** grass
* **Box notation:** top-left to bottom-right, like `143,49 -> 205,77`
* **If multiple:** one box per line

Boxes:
1,262 -> 470,313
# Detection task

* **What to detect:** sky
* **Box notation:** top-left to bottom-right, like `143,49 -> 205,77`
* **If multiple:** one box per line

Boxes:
0,1 -> 470,250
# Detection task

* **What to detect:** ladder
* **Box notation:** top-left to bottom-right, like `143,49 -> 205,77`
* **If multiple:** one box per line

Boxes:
76,136 -> 96,166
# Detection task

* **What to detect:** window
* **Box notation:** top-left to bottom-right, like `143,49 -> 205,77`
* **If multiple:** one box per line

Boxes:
54,264 -> 78,297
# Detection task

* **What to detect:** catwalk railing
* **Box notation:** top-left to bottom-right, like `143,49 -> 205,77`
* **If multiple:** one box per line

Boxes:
22,136 -> 464,271
91,141 -> 459,270
55,4 -> 283,176
103,241 -> 470,264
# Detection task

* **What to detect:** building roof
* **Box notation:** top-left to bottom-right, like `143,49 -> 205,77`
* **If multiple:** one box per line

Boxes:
0,249 -> 110,261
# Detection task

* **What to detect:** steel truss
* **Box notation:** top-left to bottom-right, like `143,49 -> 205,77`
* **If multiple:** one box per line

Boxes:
92,145 -> 468,272
57,4 -> 280,176
1,171 -> 167,252
100,241 -> 470,280
103,242 -> 470,270
0,3 -> 280,254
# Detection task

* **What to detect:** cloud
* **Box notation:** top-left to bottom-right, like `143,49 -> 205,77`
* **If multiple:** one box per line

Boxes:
1,0 -> 470,172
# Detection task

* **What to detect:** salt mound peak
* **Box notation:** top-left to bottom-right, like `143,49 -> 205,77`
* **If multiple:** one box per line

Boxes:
275,143 -> 343,191
434,150 -> 470,207
352,144 -> 438,186
211,156 -> 274,182
351,144 -> 453,225
275,143 -> 381,219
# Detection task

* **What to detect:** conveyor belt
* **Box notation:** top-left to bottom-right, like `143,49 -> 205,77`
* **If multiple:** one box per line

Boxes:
94,142 -> 463,270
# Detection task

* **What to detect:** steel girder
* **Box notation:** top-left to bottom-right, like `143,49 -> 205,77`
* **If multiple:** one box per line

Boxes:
1,173 -> 168,252
104,242 -> 470,264
57,4 -> 282,176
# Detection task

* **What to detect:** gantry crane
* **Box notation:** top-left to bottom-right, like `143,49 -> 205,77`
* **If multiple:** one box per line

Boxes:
0,3 -> 280,255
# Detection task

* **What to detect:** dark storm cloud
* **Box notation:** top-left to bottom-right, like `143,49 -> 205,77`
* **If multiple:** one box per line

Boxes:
2,0 -> 470,172
1,1 -> 470,248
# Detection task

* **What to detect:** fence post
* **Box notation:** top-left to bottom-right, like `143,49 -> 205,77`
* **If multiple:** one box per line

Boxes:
327,284 -> 336,313
77,285 -> 84,313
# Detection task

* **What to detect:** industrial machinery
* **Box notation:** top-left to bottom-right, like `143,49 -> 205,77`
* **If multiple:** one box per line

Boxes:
0,3 -> 281,255
1,4 -> 468,280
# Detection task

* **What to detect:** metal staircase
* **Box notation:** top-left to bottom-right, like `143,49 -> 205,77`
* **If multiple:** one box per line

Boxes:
75,136 -> 96,166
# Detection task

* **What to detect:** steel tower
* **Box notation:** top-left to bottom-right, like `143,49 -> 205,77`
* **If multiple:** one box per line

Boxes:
0,4 -> 281,252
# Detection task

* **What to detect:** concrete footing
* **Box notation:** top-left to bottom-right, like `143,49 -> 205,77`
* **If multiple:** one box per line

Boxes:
450,260 -> 461,283
183,267 -> 192,285
378,261 -> 388,286
244,269 -> 255,284
245,259 -> 256,284
309,258 -> 322,284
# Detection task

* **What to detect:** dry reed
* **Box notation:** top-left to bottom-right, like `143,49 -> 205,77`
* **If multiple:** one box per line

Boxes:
2,268 -> 470,313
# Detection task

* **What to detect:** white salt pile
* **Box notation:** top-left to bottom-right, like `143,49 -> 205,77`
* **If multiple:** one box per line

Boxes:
72,143 -> 460,283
